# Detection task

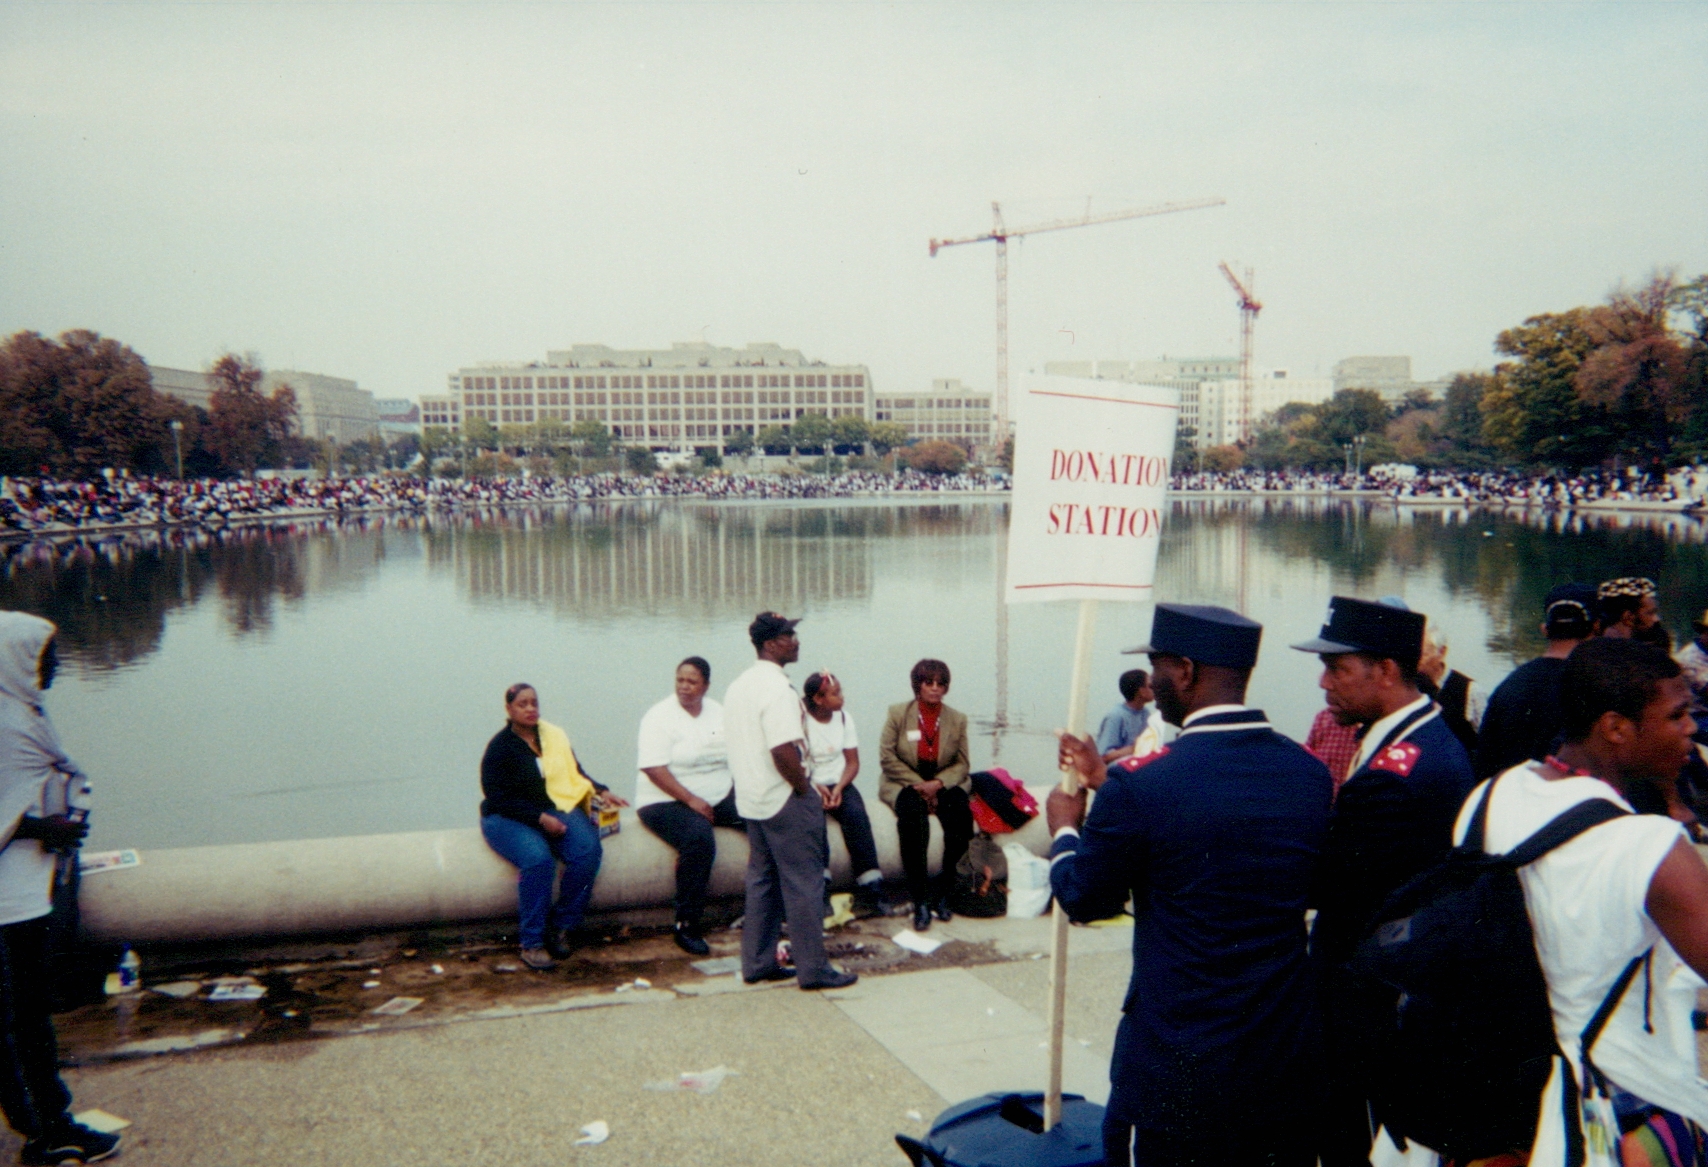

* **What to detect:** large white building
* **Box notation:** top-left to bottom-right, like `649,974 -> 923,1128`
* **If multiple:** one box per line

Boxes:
873,379 -> 995,451
1332,356 -> 1451,405
424,341 -> 873,454
149,364 -> 378,445
1044,356 -> 1333,448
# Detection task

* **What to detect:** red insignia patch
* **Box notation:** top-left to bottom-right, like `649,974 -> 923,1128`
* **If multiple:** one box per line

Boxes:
1368,741 -> 1421,776
1116,746 -> 1170,772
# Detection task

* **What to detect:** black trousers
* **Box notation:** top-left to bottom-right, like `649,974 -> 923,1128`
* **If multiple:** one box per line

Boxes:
637,789 -> 744,930
0,916 -> 71,1140
894,784 -> 973,905
824,784 -> 881,880
1102,1113 -> 1316,1167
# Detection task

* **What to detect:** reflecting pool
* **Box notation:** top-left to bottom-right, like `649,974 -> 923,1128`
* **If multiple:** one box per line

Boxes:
5,497 -> 1707,851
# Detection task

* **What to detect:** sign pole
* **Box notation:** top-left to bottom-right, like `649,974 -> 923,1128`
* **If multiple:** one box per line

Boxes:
1044,597 -> 1098,1130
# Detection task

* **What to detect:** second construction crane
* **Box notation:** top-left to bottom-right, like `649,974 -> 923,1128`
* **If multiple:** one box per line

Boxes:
1218,261 -> 1262,445
930,196 -> 1225,438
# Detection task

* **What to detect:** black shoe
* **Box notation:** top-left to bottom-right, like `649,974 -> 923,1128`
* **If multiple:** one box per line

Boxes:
851,886 -> 885,919
20,1122 -> 121,1165
673,923 -> 710,957
742,965 -> 797,984
933,896 -> 953,922
546,930 -> 579,960
801,968 -> 858,991
911,902 -> 932,932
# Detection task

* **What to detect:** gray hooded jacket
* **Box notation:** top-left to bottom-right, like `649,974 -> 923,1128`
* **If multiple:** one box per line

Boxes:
0,611 -> 89,926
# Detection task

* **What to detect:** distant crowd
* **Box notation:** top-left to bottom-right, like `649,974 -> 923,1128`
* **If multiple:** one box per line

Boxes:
0,470 -> 1006,535
1173,466 -> 1702,506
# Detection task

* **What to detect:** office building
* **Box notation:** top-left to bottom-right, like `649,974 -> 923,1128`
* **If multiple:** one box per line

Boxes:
873,379 -> 996,451
1332,356 -> 1450,405
1045,357 -> 1332,448
260,371 -> 379,445
374,398 -> 421,437
438,341 -> 873,454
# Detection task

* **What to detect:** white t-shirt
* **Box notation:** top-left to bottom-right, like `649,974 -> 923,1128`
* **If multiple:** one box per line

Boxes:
723,659 -> 807,821
633,696 -> 733,810
1453,766 -> 1708,1126
804,709 -> 858,787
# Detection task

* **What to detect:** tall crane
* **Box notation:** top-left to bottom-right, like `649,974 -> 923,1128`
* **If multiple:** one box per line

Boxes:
1217,261 -> 1262,445
930,196 -> 1226,438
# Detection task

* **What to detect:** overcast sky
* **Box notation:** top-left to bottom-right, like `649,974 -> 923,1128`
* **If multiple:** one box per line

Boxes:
2,2 -> 1703,405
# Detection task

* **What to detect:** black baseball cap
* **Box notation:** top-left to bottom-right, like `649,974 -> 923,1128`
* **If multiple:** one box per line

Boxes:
1122,603 -> 1262,669
1291,596 -> 1426,668
1543,583 -> 1598,637
748,611 -> 802,647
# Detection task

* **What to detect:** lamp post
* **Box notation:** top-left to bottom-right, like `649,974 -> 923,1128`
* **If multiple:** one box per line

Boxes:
1343,442 -> 1353,477
169,419 -> 184,480
1353,434 -> 1367,480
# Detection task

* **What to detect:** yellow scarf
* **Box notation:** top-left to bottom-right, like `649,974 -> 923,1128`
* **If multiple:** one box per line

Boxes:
538,721 -> 594,813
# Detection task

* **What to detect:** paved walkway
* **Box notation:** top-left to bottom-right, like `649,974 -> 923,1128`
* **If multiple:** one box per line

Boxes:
11,917 -> 1135,1167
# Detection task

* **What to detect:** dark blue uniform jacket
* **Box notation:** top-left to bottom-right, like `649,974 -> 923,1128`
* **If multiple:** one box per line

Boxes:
1049,707 -> 1333,1135
1310,700 -> 1476,967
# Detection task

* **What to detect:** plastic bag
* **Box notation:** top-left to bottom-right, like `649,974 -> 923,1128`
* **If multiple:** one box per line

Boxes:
1002,843 -> 1052,918
644,1065 -> 737,1094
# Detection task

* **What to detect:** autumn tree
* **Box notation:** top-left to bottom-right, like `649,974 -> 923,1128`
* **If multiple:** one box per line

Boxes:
902,439 -> 968,475
0,330 -> 164,475
206,354 -> 298,476
1572,274 -> 1696,467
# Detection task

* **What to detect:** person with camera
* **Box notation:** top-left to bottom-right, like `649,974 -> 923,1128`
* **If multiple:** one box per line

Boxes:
0,611 -> 120,1165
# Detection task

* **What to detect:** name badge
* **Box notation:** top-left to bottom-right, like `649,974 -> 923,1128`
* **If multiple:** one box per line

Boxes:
906,730 -> 923,742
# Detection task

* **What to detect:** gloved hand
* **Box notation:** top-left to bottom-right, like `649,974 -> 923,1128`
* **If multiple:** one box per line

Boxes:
15,814 -> 89,852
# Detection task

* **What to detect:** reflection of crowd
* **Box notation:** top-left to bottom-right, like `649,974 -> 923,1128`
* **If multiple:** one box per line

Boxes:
0,471 -> 1008,535
1172,466 -> 1701,506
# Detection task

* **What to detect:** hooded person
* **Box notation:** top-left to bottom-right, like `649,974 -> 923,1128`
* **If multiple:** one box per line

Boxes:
0,611 -> 121,1165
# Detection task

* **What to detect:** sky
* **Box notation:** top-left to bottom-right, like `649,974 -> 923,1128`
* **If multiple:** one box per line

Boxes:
2,2 -> 1704,406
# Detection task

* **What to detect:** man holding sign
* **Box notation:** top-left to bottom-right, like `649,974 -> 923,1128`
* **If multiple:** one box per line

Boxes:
1048,604 -> 1333,1167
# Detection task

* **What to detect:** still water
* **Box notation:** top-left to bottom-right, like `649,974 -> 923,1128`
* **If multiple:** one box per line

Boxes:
6,497 -> 1708,852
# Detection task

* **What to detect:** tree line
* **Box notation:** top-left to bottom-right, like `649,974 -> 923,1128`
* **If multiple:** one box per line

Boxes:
1207,272 -> 1708,473
0,331 -> 318,478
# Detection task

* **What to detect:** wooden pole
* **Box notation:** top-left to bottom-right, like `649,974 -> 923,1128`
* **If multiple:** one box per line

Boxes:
1044,598 -> 1098,1130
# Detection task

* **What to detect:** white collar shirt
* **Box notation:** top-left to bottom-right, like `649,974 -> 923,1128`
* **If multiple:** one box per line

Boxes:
1349,693 -> 1433,777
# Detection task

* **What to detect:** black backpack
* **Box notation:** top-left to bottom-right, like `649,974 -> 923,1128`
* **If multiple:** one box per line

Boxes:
1344,776 -> 1629,1161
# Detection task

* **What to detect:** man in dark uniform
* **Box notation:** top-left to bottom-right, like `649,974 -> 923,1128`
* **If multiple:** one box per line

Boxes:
1476,582 -> 1598,779
1292,596 -> 1476,1167
1049,603 -> 1333,1167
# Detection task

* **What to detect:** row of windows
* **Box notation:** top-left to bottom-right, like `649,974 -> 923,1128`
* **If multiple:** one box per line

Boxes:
449,405 -> 887,430
878,397 -> 993,411
463,372 -> 867,392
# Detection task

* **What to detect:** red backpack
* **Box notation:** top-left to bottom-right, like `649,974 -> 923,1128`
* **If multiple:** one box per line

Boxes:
968,769 -> 1039,834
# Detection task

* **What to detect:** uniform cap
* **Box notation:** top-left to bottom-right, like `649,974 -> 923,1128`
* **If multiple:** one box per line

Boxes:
1291,595 -> 1426,668
1543,583 -> 1598,636
1122,603 -> 1262,669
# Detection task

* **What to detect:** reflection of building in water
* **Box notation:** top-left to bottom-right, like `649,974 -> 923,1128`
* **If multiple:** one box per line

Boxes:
432,506 -> 879,615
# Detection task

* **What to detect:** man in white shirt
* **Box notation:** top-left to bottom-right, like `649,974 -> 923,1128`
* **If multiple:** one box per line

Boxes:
1458,636 -> 1708,1160
723,613 -> 855,990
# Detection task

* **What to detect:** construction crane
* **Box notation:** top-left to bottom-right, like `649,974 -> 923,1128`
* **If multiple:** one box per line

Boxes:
930,196 -> 1226,438
1217,261 -> 1262,445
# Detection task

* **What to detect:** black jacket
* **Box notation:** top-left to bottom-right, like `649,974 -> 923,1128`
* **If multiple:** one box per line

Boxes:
478,726 -> 603,828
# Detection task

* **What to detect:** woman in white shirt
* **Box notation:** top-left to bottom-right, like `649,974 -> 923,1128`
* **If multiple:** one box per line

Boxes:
635,657 -> 742,956
803,672 -> 884,918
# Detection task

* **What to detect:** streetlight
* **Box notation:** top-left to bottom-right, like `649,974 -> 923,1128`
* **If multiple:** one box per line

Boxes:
169,419 -> 184,480
1343,442 -> 1353,476
1353,434 -> 1367,480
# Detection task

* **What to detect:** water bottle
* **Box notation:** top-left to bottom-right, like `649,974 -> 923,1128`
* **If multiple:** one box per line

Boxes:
117,946 -> 140,992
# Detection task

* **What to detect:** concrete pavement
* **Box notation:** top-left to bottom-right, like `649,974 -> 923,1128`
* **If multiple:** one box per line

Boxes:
12,916 -> 1136,1167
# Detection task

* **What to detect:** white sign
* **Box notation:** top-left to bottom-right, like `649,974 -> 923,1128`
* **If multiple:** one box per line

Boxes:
1005,374 -> 1179,604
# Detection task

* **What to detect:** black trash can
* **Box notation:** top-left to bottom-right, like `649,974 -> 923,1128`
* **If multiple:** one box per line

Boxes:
895,1092 -> 1105,1167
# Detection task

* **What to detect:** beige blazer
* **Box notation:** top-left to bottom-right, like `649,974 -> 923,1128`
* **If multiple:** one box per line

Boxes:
878,700 -> 971,807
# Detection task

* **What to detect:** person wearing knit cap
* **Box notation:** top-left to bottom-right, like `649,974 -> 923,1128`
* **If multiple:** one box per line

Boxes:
1599,576 -> 1660,640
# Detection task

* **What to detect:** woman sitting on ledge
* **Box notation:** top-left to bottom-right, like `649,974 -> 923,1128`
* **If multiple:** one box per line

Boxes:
479,682 -> 627,971
879,658 -> 973,932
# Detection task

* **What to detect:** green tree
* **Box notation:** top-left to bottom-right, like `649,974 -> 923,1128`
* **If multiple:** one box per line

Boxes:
830,414 -> 870,453
791,411 -> 834,459
1202,444 -> 1244,472
1172,423 -> 1199,469
867,421 -> 909,456
207,354 -> 298,476
569,418 -> 611,458
723,428 -> 755,458
756,425 -> 791,455
533,416 -> 565,454
624,445 -> 656,474
463,416 -> 498,452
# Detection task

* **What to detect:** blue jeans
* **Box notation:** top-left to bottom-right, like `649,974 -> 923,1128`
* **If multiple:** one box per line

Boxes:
480,809 -> 603,948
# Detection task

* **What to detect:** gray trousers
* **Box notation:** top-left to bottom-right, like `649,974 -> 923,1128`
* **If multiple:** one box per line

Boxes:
740,789 -> 833,985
